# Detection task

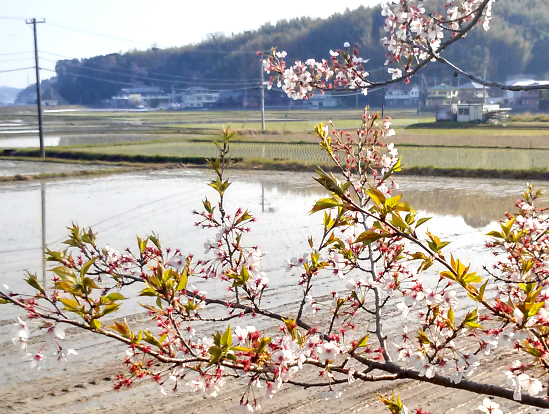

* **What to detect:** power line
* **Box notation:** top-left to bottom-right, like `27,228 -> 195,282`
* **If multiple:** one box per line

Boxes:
41,67 -> 263,92
42,51 -> 261,84
46,20 -> 156,47
44,21 -> 257,56
41,57 -> 259,87
0,51 -> 33,56
0,57 -> 35,63
41,67 -> 138,86
0,16 -> 31,20
0,67 -> 34,73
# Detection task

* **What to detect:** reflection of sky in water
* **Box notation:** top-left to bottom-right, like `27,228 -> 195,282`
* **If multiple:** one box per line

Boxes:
1,169 -> 548,321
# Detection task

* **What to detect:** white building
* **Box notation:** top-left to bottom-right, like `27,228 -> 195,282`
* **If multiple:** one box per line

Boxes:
178,87 -> 220,109
305,93 -> 339,108
385,84 -> 419,108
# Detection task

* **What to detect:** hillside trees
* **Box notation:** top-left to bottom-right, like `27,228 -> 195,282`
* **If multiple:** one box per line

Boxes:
50,0 -> 549,105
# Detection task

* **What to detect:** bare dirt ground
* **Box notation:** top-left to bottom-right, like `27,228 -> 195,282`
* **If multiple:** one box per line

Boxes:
1,302 -> 546,414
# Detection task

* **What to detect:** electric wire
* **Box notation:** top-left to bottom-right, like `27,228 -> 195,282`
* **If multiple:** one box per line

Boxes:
40,67 -> 263,92
40,57 -> 260,87
45,20 -> 258,55
0,67 -> 34,73
41,51 -> 261,84
46,20 -> 156,47
0,51 -> 33,56
0,57 -> 35,63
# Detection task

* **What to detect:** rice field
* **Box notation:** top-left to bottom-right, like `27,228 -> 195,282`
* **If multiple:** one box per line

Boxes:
69,140 -> 549,171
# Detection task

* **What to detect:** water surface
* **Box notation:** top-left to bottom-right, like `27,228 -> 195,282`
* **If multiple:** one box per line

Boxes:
1,169 -> 546,321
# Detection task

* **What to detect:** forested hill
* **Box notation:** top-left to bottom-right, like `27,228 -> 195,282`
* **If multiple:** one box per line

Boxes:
50,0 -> 549,105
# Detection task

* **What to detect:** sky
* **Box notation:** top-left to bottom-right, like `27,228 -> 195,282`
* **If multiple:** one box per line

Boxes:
0,0 -> 382,89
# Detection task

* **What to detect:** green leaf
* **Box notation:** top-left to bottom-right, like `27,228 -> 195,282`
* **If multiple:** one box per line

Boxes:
416,217 -> 431,228
256,337 -> 271,354
384,195 -> 403,209
176,268 -> 188,291
417,330 -> 431,344
107,321 -> 130,337
221,325 -> 232,348
310,198 -> 341,214
447,307 -> 454,325
59,297 -> 81,311
528,302 -> 545,317
356,334 -> 369,348
477,280 -> 489,300
486,230 -> 504,238
90,319 -> 101,330
207,345 -> 222,366
231,346 -> 254,353
51,265 -> 76,280
101,303 -> 121,316
355,230 -> 386,245
80,257 -> 98,277
139,287 -> 157,297
83,277 -> 100,290
366,187 -> 386,206
25,274 -> 45,293
462,273 -> 482,284
390,212 -> 409,230
106,292 -> 127,301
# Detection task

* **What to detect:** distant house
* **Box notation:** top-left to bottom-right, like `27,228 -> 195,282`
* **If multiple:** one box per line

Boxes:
305,93 -> 339,108
178,87 -> 220,109
426,84 -> 458,107
436,103 -> 510,122
112,87 -> 170,108
384,84 -> 419,108
458,81 -> 487,104
502,78 -> 549,110
216,90 -> 244,108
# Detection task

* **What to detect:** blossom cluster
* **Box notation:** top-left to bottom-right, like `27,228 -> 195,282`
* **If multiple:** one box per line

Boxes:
262,0 -> 496,96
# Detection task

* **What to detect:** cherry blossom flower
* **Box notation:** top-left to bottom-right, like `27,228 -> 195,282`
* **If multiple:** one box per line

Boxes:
478,397 -> 503,414
28,352 -> 46,371
45,324 -> 65,344
316,342 -> 341,362
396,302 -> 410,318
12,317 -> 29,351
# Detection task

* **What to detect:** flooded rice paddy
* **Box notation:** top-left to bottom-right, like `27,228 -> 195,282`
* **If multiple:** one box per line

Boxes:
1,168 -> 547,323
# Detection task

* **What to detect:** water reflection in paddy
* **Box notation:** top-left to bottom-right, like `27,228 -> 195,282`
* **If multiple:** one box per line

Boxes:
1,169 -> 547,321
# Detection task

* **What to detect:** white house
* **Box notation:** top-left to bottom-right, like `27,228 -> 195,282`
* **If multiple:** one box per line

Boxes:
178,87 -> 220,109
111,87 -> 171,108
305,93 -> 339,108
384,84 -> 419,108
502,78 -> 549,110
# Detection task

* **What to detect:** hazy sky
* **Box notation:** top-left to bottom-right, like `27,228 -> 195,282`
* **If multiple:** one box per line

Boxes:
0,0 -> 382,89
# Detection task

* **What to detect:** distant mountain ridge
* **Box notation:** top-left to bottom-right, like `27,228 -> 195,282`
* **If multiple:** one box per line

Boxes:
42,0 -> 549,105
0,86 -> 23,105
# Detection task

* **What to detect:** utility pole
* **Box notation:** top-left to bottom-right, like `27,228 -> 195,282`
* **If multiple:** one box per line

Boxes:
41,183 -> 47,283
260,61 -> 265,131
26,18 -> 46,158
483,64 -> 487,104
417,77 -> 421,116
381,87 -> 385,118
